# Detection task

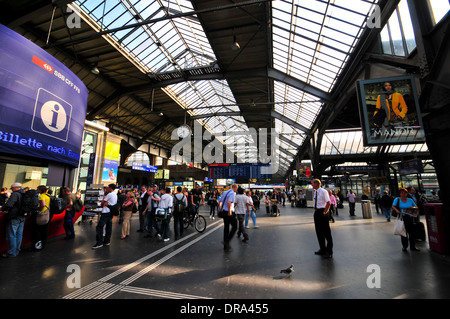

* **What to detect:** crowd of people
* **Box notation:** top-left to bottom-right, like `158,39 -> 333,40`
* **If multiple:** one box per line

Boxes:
0,180 -> 437,258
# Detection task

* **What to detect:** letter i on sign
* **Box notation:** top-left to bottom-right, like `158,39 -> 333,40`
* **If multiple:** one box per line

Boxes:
50,104 -> 59,129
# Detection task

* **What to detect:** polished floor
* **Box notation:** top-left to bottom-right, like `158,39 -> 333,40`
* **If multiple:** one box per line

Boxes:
1,201 -> 450,301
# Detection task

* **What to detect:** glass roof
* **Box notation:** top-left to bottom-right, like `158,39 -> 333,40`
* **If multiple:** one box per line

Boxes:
72,0 -> 257,164
320,129 -> 429,156
272,0 -> 379,93
70,0 -> 418,177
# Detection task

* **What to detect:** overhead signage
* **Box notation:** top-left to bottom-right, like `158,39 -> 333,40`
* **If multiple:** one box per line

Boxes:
0,24 -> 88,166
132,162 -> 158,173
208,163 -> 272,179
398,159 -> 424,175
335,165 -> 380,172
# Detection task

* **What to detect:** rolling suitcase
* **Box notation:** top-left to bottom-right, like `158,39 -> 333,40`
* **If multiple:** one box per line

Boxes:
415,221 -> 426,242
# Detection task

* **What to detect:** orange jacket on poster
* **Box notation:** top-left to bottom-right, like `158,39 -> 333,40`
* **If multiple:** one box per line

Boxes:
374,92 -> 408,120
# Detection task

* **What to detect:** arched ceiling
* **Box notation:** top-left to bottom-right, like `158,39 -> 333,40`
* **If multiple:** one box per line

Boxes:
0,0 -> 403,181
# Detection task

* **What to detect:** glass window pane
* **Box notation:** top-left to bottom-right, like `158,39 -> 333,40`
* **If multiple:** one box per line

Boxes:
398,0 -> 416,54
429,0 -> 450,24
388,12 -> 406,56
380,25 -> 392,54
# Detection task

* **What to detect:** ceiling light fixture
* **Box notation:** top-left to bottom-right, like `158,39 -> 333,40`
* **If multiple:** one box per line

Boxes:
231,34 -> 240,51
90,65 -> 100,75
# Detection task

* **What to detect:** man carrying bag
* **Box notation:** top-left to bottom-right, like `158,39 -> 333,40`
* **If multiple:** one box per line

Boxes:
218,184 -> 238,252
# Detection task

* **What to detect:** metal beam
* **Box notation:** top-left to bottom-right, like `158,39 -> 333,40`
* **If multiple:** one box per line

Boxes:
270,111 -> 311,135
120,67 -> 332,103
190,112 -> 241,120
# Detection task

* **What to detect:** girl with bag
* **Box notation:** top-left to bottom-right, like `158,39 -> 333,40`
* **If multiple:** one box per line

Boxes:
31,185 -> 51,251
392,188 -> 419,252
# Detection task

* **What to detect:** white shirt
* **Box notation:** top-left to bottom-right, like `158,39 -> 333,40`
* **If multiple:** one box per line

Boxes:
314,187 -> 330,209
234,194 -> 248,215
347,192 -> 356,203
102,192 -> 118,213
159,193 -> 173,209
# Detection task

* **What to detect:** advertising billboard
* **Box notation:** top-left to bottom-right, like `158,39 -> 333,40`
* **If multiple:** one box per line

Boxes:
102,141 -> 120,183
356,75 -> 425,146
0,24 -> 88,166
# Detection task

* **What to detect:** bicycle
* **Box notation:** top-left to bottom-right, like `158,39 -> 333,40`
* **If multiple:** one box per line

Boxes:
183,206 -> 207,233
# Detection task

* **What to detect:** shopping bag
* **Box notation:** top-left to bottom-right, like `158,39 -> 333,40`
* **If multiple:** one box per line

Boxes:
394,216 -> 407,237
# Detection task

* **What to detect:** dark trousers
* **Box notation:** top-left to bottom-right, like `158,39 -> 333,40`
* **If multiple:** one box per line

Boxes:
173,213 -> 184,239
31,219 -> 49,249
138,207 -> 145,231
96,213 -> 112,244
236,214 -> 248,240
349,202 -> 355,216
401,214 -> 417,249
223,212 -> 237,248
314,208 -> 333,254
63,209 -> 75,238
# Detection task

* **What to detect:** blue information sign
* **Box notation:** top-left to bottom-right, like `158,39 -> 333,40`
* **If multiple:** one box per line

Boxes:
0,24 -> 88,166
132,162 -> 158,173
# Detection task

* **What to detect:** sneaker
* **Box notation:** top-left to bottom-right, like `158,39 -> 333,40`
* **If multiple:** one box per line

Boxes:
163,238 -> 170,242
103,241 -> 110,246
254,226 -> 259,229
92,243 -> 103,249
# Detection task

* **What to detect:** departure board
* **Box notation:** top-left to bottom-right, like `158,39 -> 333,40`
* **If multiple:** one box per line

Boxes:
208,163 -> 272,179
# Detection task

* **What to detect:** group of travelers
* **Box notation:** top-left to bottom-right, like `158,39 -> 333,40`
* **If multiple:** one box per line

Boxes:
0,183 -> 82,258
99,183 -> 205,248
1,179 -> 434,258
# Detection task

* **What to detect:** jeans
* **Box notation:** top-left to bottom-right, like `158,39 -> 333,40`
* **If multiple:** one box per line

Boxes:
161,216 -> 171,239
236,214 -> 248,240
64,209 -> 75,238
173,213 -> 184,239
381,206 -> 391,220
6,216 -> 26,257
146,207 -> 161,236
245,210 -> 257,227
96,213 -> 113,244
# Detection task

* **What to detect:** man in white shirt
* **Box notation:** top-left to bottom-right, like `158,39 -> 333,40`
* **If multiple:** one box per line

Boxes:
93,184 -> 118,249
159,188 -> 174,242
347,190 -> 356,216
312,179 -> 333,258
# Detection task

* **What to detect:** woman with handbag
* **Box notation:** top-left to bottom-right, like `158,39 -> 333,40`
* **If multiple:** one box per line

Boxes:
31,185 -> 51,251
392,188 -> 419,252
120,192 -> 136,240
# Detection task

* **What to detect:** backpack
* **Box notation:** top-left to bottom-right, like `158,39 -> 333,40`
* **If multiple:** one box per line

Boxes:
21,189 -> 40,216
0,193 -> 7,206
173,195 -> 186,216
49,196 -> 67,215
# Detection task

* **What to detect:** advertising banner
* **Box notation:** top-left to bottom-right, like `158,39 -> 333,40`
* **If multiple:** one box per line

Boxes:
356,76 -> 425,146
0,24 -> 88,166
102,141 -> 120,182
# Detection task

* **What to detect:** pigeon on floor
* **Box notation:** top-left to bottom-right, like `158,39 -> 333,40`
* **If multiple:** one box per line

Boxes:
280,264 -> 294,277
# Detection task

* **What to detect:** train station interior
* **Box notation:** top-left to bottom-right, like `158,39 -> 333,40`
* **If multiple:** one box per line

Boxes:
1,0 -> 450,305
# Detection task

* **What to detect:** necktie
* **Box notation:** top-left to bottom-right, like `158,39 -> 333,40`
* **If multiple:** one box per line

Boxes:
314,190 -> 318,209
